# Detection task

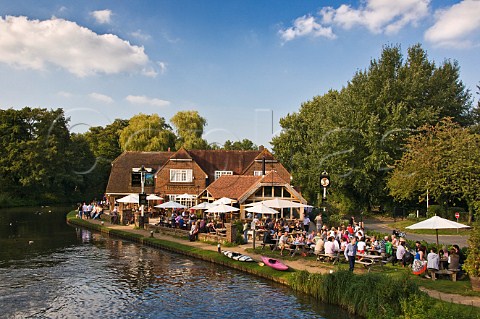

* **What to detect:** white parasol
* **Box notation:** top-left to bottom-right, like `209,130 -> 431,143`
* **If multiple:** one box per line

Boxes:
245,203 -> 279,215
154,201 -> 186,209
406,215 -> 470,246
116,194 -> 139,203
211,197 -> 236,205
190,202 -> 215,210
146,194 -> 163,201
206,203 -> 240,213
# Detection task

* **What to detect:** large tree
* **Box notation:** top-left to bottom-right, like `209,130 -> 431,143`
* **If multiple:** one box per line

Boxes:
387,118 -> 480,222
0,107 -> 79,203
119,113 -> 176,151
272,44 -> 473,212
170,110 -> 208,150
223,139 -> 257,150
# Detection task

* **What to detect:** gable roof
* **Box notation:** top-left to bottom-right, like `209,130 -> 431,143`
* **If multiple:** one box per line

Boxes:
206,175 -> 261,200
106,151 -> 173,194
205,170 -> 306,204
188,150 -> 261,179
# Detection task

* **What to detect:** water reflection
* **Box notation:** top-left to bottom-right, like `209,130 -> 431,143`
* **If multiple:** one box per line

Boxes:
0,208 -> 354,319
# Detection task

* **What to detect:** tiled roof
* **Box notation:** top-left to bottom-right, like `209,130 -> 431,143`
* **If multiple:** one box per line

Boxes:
206,175 -> 261,200
189,150 -> 261,179
106,151 -> 173,194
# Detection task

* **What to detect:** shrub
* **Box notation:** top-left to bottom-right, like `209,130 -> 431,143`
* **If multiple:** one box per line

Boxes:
464,221 -> 480,277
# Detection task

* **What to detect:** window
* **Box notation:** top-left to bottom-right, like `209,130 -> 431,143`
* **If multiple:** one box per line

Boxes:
170,169 -> 193,182
214,170 -> 233,180
254,171 -> 263,176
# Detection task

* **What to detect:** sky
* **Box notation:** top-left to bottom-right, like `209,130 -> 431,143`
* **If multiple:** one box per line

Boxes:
0,0 -> 479,149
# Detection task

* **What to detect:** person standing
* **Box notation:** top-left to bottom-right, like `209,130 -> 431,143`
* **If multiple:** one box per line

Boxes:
303,215 -> 311,232
344,237 -> 357,272
243,221 -> 249,243
315,213 -> 322,231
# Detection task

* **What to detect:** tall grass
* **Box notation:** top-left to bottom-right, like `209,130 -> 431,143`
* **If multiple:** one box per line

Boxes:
290,270 -> 479,318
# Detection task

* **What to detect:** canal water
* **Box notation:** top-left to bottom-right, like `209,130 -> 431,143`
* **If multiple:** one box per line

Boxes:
0,207 -> 354,319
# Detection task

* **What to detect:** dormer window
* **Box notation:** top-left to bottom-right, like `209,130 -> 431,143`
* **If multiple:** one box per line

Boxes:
170,169 -> 193,182
214,170 -> 233,180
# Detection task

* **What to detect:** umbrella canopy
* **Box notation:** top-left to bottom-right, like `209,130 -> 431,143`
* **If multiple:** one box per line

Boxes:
146,194 -> 163,201
155,201 -> 186,209
176,193 -> 196,199
245,203 -> 279,215
256,198 -> 310,209
116,194 -> 139,203
190,202 -> 215,210
206,203 -> 240,213
211,197 -> 235,205
406,215 -> 470,246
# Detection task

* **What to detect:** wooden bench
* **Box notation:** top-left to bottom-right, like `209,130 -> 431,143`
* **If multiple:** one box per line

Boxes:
316,253 -> 340,265
148,217 -> 161,226
433,269 -> 459,281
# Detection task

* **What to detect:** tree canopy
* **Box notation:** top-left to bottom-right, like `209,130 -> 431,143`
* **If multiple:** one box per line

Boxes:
119,113 -> 176,151
271,44 -> 473,212
387,118 -> 480,221
170,111 -> 209,150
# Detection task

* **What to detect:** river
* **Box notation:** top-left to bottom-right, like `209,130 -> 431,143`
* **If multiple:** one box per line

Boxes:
0,206 -> 354,318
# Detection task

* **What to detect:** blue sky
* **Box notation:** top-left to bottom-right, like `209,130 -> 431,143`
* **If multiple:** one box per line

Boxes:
1,0 -> 479,148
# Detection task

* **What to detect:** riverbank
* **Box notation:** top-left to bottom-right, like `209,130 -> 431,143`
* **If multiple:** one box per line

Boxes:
66,212 -> 480,318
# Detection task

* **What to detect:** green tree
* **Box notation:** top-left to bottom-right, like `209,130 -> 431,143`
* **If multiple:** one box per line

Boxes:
170,110 -> 208,150
223,139 -> 257,150
0,107 -> 79,203
272,44 -> 473,212
119,113 -> 176,151
387,118 -> 480,222
80,119 -> 129,199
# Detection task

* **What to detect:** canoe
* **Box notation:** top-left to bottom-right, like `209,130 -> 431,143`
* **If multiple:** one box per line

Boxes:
223,250 -> 254,262
261,256 -> 288,271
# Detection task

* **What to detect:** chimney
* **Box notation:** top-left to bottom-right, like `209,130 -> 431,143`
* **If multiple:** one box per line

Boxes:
258,145 -> 264,151
168,147 -> 171,152
262,156 -> 266,176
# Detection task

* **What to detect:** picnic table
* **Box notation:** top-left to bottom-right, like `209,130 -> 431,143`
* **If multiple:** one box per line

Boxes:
356,253 -> 385,272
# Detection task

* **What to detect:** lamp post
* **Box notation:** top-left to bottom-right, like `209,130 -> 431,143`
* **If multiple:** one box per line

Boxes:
139,165 -> 147,228
320,171 -> 330,215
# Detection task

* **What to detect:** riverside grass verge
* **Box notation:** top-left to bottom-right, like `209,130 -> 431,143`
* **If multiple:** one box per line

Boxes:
66,211 -> 479,319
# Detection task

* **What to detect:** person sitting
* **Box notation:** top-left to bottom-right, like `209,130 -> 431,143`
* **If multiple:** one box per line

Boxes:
324,237 -> 337,256
262,230 -> 275,249
279,232 -> 289,256
314,236 -> 325,257
425,247 -> 439,279
448,249 -> 460,272
395,240 -> 406,266
189,221 -> 199,241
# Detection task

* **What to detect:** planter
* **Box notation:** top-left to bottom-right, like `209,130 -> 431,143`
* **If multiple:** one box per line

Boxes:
470,276 -> 480,292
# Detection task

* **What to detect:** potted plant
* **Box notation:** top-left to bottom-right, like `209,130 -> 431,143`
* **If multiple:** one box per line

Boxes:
464,220 -> 480,291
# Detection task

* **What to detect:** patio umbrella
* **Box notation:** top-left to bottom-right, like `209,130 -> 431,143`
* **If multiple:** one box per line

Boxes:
155,201 -> 186,209
206,203 -> 240,213
211,197 -> 236,205
245,203 -> 279,215
176,193 -> 196,199
257,198 -> 311,209
116,194 -> 139,203
190,202 -> 214,210
406,215 -> 470,247
146,194 -> 163,201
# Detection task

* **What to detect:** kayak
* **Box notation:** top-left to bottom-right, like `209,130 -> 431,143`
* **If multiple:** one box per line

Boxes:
223,250 -> 254,262
260,256 -> 288,271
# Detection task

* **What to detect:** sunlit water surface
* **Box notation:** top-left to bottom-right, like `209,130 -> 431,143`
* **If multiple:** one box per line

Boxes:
0,207 -> 354,319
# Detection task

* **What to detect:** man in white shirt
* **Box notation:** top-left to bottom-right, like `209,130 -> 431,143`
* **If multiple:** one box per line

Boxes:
303,215 -> 311,232
324,237 -> 336,255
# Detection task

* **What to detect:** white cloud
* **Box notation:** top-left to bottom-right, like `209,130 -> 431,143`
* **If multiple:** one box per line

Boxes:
126,95 -> 170,107
130,29 -> 151,41
0,15 -> 151,77
319,0 -> 430,34
157,61 -> 167,74
90,9 -> 112,24
279,15 -> 336,42
280,0 -> 431,41
425,0 -> 480,47
89,92 -> 114,103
